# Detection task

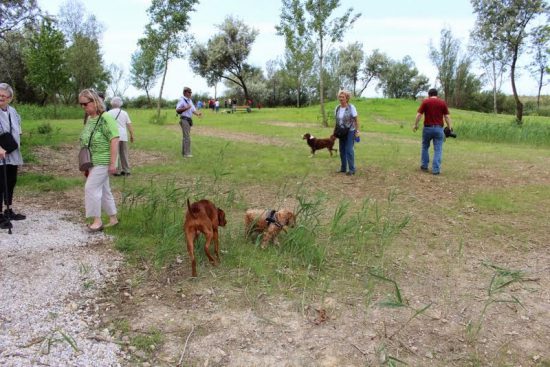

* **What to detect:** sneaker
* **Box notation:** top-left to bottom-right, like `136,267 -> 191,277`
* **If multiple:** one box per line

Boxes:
346,171 -> 355,176
4,209 -> 25,221
184,154 -> 193,158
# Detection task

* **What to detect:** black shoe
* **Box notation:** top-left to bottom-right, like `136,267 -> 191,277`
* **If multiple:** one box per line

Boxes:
346,171 -> 355,176
4,209 -> 25,221
336,170 -> 346,173
124,172 -> 130,176
420,166 -> 428,172
0,216 -> 13,229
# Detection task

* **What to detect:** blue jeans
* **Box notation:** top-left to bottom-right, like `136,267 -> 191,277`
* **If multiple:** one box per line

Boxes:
339,130 -> 356,173
421,126 -> 444,174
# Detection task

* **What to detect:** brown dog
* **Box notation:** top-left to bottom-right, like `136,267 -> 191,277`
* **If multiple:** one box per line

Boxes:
302,133 -> 337,157
244,209 -> 296,248
183,199 -> 227,277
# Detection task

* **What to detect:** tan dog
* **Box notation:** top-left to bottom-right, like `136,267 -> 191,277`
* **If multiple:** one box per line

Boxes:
244,209 -> 296,248
183,199 -> 227,277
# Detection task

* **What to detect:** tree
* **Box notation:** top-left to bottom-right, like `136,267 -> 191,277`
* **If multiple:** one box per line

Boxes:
470,18 -> 510,114
65,34 -> 109,101
357,49 -> 390,96
23,19 -> 69,109
0,30 -> 37,102
276,0 -> 315,107
471,0 -> 549,123
429,27 -> 460,104
57,0 -> 101,41
528,25 -> 550,110
190,16 -> 259,101
141,0 -> 199,121
378,56 -> 429,99
107,63 -> 129,98
338,42 -> 364,96
303,0 -> 360,126
0,0 -> 41,38
130,46 -> 162,107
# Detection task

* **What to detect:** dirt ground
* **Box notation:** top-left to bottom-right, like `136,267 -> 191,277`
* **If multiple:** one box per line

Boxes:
22,129 -> 550,367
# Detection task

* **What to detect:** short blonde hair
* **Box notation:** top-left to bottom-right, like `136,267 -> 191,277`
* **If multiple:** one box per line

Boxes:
338,89 -> 351,101
79,89 -> 105,114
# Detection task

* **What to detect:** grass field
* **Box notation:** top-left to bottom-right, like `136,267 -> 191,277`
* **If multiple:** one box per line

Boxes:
17,98 -> 550,366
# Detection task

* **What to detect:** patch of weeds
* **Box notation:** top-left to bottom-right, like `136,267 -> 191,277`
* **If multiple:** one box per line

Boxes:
82,279 -> 95,290
112,319 -> 131,335
79,262 -> 91,275
130,328 -> 163,356
377,344 -> 408,366
37,122 -> 54,135
17,173 -> 81,192
40,328 -> 79,355
465,262 -> 528,345
367,271 -> 432,340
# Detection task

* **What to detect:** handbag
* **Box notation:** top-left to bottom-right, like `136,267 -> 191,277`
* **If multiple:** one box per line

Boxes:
0,113 -> 19,154
334,124 -> 350,139
78,113 -> 104,171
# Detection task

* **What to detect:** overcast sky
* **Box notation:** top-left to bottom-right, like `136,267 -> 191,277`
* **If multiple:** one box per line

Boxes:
38,0 -> 543,100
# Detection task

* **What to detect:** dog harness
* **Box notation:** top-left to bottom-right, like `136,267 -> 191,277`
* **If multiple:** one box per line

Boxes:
265,210 -> 283,228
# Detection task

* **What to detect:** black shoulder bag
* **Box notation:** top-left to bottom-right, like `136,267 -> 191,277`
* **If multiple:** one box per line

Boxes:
0,112 -> 19,154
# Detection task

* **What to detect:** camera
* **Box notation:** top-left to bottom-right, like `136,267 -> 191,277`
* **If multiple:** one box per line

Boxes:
444,127 -> 457,138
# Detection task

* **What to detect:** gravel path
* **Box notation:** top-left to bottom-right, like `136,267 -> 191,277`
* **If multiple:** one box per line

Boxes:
0,208 -> 124,366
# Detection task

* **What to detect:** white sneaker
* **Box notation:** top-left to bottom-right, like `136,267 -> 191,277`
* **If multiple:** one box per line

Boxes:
184,154 -> 193,158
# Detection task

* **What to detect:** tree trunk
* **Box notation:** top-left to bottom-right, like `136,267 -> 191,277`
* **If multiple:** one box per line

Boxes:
156,51 -> 169,122
297,78 -> 301,108
536,69 -> 543,110
319,37 -> 327,127
492,61 -> 497,114
510,51 -> 523,124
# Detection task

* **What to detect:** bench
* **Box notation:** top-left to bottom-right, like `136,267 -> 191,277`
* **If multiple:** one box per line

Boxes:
228,105 -> 252,113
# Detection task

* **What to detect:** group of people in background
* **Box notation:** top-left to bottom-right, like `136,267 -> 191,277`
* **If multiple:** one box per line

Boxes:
0,81 -> 451,233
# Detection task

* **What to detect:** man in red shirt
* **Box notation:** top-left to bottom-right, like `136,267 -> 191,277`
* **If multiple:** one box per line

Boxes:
413,88 -> 453,175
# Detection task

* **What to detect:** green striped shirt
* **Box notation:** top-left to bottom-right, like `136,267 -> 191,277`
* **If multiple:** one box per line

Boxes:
80,113 -> 119,166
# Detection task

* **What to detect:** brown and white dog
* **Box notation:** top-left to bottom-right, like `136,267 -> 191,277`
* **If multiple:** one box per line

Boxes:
244,209 -> 296,248
183,199 -> 227,277
302,133 -> 337,157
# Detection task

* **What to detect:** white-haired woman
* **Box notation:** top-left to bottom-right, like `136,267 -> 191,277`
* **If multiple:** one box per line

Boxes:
79,89 -> 119,231
0,83 -> 25,229
108,96 -> 134,176
333,90 -> 360,175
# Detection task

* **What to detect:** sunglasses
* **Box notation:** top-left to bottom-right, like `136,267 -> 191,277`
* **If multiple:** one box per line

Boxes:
80,100 -> 93,107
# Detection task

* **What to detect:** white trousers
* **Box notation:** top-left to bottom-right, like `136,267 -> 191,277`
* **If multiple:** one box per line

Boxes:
85,166 -> 117,218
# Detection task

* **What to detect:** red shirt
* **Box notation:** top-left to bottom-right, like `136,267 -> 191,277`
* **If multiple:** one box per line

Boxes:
417,97 -> 449,125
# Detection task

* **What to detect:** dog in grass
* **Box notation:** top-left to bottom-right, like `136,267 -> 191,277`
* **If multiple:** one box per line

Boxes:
183,199 -> 227,277
302,133 -> 337,157
244,208 -> 296,248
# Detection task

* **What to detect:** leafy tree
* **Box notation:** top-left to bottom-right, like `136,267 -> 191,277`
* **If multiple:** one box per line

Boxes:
140,0 -> 199,121
378,56 -> 429,99
276,0 -> 315,107
0,0 -> 41,38
338,42 -> 364,96
190,16 -> 259,101
23,19 -> 69,109
470,19 -> 510,114
429,27 -> 460,104
358,49 -> 390,96
129,46 -> 162,107
452,56 -> 482,108
528,25 -> 550,110
65,34 -> 109,102
471,0 -> 549,123
303,0 -> 360,126
0,30 -> 37,102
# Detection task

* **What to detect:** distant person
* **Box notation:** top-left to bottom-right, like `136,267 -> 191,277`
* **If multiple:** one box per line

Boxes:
215,99 -> 220,113
197,100 -> 203,109
0,83 -> 25,229
413,88 -> 452,175
176,87 -> 202,158
108,96 -> 135,176
79,88 -> 119,231
333,89 -> 359,176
